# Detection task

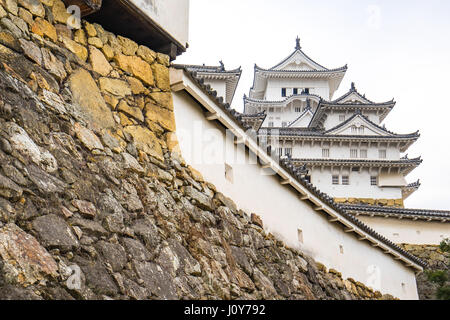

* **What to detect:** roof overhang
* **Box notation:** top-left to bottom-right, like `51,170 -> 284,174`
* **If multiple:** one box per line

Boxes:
170,67 -> 424,273
344,205 -> 450,223
87,0 -> 189,60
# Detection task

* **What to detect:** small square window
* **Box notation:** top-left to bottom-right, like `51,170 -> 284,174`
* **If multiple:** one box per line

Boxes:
322,149 -> 330,158
350,149 -> 358,158
339,115 -> 346,122
295,107 -> 302,113
268,121 -> 274,127
360,150 -> 368,158
342,176 -> 350,185
269,107 -> 274,113
225,163 -> 233,183
293,88 -> 298,95
281,88 -> 287,97
282,122 -> 287,127
332,175 -> 339,185
379,150 -> 387,159
370,176 -> 378,186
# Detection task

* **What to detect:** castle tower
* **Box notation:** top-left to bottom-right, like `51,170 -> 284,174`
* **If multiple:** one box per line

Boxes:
244,38 -> 421,207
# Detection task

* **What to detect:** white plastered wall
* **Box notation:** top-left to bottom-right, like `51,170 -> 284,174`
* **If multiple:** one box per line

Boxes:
173,89 -> 419,299
357,216 -> 450,245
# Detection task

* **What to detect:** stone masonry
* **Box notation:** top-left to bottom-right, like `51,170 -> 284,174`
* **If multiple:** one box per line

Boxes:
0,0 -> 396,300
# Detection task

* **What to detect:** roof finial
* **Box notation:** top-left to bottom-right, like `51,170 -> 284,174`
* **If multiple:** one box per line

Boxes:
351,82 -> 356,91
295,36 -> 301,50
219,60 -> 224,71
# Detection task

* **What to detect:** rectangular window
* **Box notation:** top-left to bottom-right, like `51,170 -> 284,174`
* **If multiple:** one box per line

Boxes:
277,147 -> 283,156
268,121 -> 274,127
295,107 -> 302,113
282,122 -> 287,127
351,126 -> 358,134
342,176 -> 350,185
332,175 -> 339,185
281,88 -> 287,97
269,107 -> 274,113
371,176 -> 378,186
379,150 -> 387,159
339,115 -> 346,122
304,88 -> 310,94
293,88 -> 298,95
322,149 -> 330,158
284,148 -> 292,157
297,229 -> 304,243
360,149 -> 368,158
352,167 -> 360,172
350,149 -> 358,158
358,126 -> 365,134
225,163 -> 233,183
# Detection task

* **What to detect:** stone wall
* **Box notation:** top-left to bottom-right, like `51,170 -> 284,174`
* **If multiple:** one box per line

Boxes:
334,198 -> 404,208
0,0 -> 394,300
401,244 -> 449,300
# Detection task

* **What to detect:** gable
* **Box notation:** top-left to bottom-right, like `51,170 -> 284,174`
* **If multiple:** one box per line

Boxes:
289,110 -> 313,128
336,92 -> 371,104
272,50 -> 327,71
326,115 -> 392,136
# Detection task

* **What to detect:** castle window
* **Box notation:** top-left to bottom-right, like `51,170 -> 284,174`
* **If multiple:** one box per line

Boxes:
358,126 -> 365,134
293,88 -> 298,95
352,167 -> 360,172
342,176 -> 350,185
332,175 -> 339,185
295,107 -> 302,113
269,107 -> 274,113
339,115 -> 346,122
360,149 -> 368,158
297,229 -> 304,243
277,147 -> 283,156
322,149 -> 330,158
350,149 -> 358,158
351,126 -> 358,134
304,88 -> 310,94
268,121 -> 274,127
225,163 -> 234,183
379,149 -> 387,159
371,176 -> 378,186
284,148 -> 292,157
281,88 -> 287,97
282,122 -> 287,127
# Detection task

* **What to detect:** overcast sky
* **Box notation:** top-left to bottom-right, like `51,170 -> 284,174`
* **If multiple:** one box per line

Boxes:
175,0 -> 450,210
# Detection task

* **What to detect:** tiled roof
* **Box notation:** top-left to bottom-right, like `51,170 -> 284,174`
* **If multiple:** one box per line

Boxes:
255,64 -> 348,74
174,64 -> 427,269
342,204 -> 450,221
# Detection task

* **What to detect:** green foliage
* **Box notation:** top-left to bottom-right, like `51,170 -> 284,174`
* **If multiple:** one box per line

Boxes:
440,238 -> 450,253
426,270 -> 448,286
436,285 -> 450,300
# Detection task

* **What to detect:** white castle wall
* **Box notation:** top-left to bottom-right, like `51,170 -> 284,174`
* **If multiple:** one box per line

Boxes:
264,78 -> 330,100
357,217 -> 450,245
172,88 -> 420,300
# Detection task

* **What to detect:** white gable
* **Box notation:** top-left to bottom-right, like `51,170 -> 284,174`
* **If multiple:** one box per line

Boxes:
326,115 -> 392,136
289,110 -> 313,128
272,50 -> 327,71
336,92 -> 371,104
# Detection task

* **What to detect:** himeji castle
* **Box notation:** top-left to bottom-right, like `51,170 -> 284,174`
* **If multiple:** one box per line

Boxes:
243,37 -> 422,208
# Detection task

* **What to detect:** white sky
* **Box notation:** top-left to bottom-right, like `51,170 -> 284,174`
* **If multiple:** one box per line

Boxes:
175,0 -> 450,210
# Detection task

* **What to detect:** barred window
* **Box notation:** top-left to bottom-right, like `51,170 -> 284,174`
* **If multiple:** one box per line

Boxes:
379,150 -> 387,159
284,148 -> 292,157
339,115 -> 346,122
342,176 -> 350,185
351,126 -> 358,134
350,149 -> 358,158
322,149 -> 330,158
295,107 -> 302,113
360,149 -> 368,158
371,176 -> 378,186
332,175 -> 339,185
281,88 -> 287,97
